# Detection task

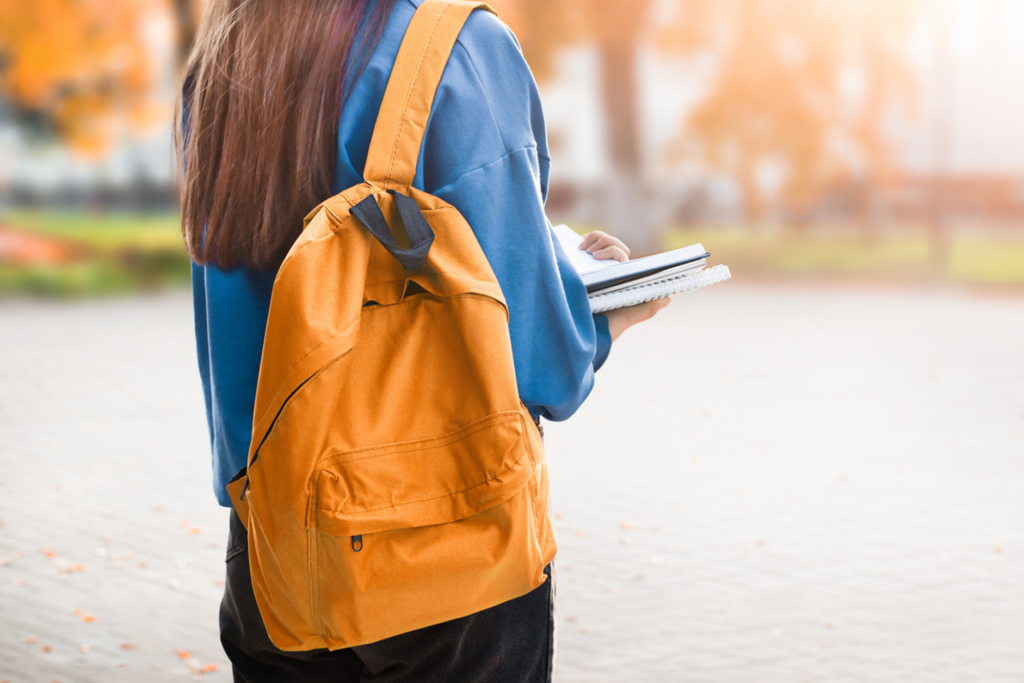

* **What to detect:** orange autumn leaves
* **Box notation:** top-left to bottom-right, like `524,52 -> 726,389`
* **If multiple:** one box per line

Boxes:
489,0 -> 921,217
72,608 -> 97,623
177,649 -> 220,675
662,0 -> 920,216
2,0 -> 922,211
0,0 -> 172,155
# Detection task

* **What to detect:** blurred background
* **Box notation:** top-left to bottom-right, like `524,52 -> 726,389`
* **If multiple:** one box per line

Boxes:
2,0 -> 1024,292
1,1 -> 1022,682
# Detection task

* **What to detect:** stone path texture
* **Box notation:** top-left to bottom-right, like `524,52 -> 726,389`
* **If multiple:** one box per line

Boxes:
1,282 -> 1022,682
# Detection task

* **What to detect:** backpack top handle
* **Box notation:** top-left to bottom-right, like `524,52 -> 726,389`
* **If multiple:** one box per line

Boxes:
362,0 -> 497,194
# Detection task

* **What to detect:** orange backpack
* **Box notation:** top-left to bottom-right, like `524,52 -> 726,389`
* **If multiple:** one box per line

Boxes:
224,0 -> 556,652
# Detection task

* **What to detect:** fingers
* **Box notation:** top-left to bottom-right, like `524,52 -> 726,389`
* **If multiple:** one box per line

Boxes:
579,231 -> 631,260
591,246 -> 629,262
649,296 -> 672,315
578,232 -> 603,250
629,297 -> 670,323
604,297 -> 671,342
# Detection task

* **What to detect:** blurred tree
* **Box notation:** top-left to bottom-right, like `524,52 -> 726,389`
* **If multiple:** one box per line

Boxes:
172,0 -> 202,66
0,0 -> 919,229
0,0 -> 175,156
660,0 -> 918,220
492,0 -> 658,250
493,0 -> 919,240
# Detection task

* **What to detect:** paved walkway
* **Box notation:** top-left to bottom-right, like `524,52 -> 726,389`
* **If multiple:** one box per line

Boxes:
1,284 -> 1022,682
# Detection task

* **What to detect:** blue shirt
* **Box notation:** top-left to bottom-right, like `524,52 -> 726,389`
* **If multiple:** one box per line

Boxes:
193,0 -> 612,508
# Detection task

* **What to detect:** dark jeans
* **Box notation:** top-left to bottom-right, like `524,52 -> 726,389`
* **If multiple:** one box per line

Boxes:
220,509 -> 556,683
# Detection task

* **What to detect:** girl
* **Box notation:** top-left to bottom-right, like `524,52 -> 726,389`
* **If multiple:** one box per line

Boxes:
178,0 -> 667,680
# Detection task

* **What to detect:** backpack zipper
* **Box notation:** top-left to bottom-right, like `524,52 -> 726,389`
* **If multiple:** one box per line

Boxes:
239,374 -> 316,502
351,535 -> 363,552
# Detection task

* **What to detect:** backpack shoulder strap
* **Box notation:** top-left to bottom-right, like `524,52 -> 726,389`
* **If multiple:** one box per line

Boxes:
363,0 -> 496,193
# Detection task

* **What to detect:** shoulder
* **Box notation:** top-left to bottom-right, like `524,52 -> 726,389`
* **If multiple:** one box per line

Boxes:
454,6 -> 530,83
436,2 -> 542,146
405,0 -> 547,190
456,5 -> 522,54
400,0 -> 526,71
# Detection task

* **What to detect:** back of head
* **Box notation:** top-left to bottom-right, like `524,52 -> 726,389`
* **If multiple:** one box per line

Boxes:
177,0 -> 396,271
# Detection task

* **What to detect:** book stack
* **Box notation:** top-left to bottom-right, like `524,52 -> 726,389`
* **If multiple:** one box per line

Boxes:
554,224 -> 731,314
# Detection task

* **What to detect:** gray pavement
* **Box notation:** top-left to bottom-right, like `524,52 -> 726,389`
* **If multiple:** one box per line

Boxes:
1,283 -> 1022,682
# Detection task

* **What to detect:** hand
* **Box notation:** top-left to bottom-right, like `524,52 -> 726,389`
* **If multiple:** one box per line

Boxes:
603,298 -> 671,343
579,231 -> 630,262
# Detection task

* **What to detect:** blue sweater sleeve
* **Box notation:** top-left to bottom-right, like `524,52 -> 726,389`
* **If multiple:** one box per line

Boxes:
417,8 -> 610,421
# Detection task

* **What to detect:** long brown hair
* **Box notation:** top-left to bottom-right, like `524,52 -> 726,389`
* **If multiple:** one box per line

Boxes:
176,0 -> 395,271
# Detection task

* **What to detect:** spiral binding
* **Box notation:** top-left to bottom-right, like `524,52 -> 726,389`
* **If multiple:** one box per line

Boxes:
589,264 -> 732,314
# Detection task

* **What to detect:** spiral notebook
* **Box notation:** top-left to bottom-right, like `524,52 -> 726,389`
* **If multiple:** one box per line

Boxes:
553,224 -> 731,313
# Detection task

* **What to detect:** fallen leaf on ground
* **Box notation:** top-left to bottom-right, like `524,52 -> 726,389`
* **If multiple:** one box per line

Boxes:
189,527 -> 202,535
73,608 -> 82,616
200,664 -> 219,673
175,649 -> 191,659
22,635 -> 38,644
67,564 -> 85,573
121,643 -> 136,650
137,562 -> 147,569
81,614 -> 96,623
620,522 -> 631,529
40,645 -> 52,653
43,550 -> 58,559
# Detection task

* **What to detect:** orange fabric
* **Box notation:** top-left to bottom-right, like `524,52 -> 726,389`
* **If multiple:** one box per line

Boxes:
229,0 -> 556,652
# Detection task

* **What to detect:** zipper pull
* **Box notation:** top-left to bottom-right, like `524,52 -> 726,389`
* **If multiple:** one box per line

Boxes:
351,535 -> 363,552
239,477 -> 250,502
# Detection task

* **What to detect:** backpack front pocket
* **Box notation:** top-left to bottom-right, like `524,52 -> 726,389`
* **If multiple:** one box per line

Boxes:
308,410 -> 548,647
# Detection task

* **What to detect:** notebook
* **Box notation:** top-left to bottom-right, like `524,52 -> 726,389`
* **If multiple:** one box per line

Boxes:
553,224 -> 731,314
